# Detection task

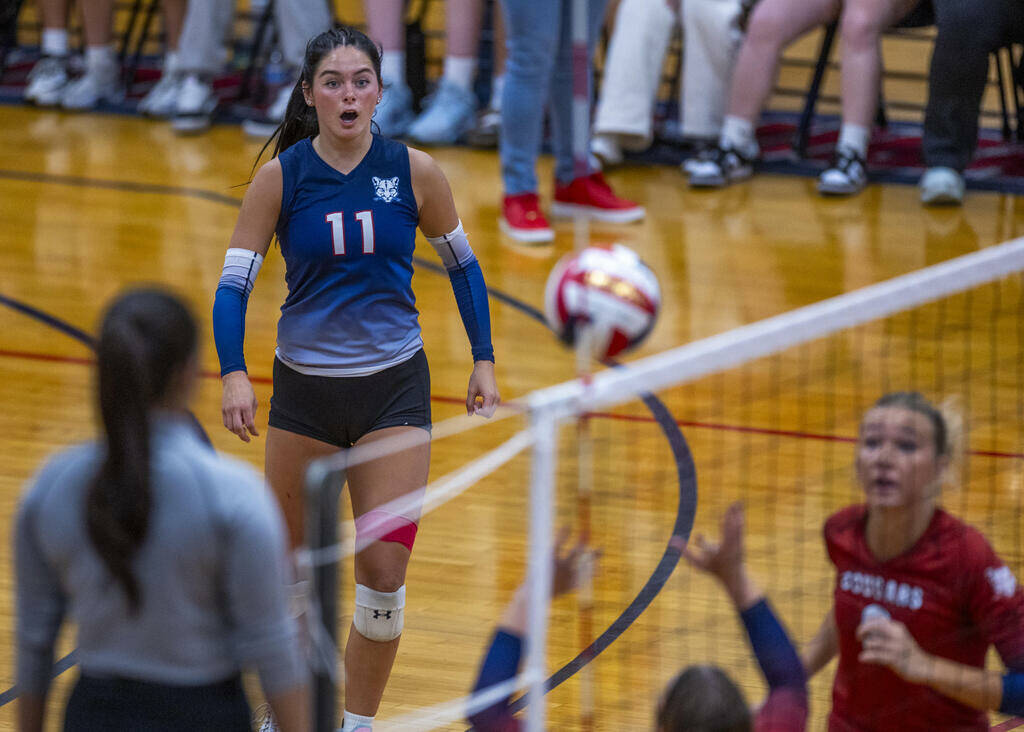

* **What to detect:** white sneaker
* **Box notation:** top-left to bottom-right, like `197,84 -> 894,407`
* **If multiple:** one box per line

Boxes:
172,75 -> 217,134
687,144 -> 756,187
590,133 -> 623,168
253,704 -> 279,732
406,78 -> 477,145
137,71 -> 183,117
61,61 -> 122,110
24,56 -> 68,106
817,146 -> 867,196
920,166 -> 965,206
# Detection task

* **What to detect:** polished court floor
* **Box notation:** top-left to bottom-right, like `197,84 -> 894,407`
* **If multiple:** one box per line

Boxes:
1,104 -> 1023,730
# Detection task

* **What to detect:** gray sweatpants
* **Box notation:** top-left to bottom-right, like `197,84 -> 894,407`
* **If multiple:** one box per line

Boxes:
178,0 -> 333,76
923,0 -> 1024,171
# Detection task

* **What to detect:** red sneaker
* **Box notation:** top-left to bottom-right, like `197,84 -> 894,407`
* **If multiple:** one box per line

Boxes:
552,172 -> 645,223
500,192 -> 554,243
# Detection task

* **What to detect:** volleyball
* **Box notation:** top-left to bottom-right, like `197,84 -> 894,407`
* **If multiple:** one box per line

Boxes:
544,244 -> 661,361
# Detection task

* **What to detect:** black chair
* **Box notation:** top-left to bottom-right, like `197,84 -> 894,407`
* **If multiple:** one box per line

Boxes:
793,3 -> 1023,157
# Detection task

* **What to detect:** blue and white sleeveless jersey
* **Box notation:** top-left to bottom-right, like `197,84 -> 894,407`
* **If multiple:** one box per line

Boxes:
275,135 -> 421,376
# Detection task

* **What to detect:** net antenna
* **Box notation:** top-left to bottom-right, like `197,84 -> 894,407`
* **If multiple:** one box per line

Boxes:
570,1 -> 598,729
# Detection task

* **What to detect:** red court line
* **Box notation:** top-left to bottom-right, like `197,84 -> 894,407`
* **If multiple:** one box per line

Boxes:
4,347 -> 1024,459
991,719 -> 1024,731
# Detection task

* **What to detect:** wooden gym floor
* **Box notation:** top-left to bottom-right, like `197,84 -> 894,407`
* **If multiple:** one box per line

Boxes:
0,104 -> 1023,730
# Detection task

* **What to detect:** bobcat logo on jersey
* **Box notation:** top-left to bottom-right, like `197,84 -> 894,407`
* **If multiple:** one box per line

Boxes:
986,565 -> 1017,598
372,176 -> 400,203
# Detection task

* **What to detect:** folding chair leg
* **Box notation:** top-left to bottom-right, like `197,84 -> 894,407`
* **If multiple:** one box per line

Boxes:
795,22 -> 837,158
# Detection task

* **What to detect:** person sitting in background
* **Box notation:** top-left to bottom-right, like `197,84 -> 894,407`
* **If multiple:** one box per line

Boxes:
363,0 -> 488,145
801,391 -> 1024,729
468,504 -> 808,731
590,0 -> 745,172
135,0 -> 189,117
15,289 -> 308,732
23,0 -> 120,109
170,0 -> 331,135
688,0 -> 922,196
918,0 -> 1024,205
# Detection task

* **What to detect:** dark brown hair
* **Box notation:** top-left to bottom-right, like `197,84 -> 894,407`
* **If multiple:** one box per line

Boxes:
657,665 -> 752,732
258,25 -> 383,162
86,289 -> 197,613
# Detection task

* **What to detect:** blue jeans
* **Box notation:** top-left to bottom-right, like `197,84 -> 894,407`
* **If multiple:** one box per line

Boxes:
500,0 -> 609,195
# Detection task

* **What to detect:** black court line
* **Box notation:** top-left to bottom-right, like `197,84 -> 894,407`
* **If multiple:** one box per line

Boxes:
0,170 -> 695,718
0,293 -> 94,348
0,168 -> 243,207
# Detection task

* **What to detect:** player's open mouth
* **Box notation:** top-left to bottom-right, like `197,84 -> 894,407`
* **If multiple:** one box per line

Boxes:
341,111 -> 358,122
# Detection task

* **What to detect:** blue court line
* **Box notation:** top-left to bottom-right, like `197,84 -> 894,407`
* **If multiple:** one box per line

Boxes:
0,170 -> 695,717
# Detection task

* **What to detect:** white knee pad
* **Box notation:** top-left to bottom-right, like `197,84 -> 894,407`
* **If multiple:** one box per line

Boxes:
353,584 -> 405,642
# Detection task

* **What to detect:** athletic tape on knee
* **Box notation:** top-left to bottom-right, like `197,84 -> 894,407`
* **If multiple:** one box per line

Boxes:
354,509 -> 419,551
353,584 -> 405,642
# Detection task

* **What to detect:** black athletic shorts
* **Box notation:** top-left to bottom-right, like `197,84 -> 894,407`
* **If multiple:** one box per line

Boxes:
268,349 -> 432,448
64,674 -> 250,731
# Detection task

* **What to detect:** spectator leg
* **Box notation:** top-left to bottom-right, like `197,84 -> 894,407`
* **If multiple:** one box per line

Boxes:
547,0 -> 610,182
922,0 -> 1018,171
682,0 -> 744,140
592,0 -> 675,145
499,0 -> 561,194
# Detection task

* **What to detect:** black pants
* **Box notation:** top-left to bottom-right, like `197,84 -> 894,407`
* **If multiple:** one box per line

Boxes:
923,0 -> 1024,171
64,674 -> 251,731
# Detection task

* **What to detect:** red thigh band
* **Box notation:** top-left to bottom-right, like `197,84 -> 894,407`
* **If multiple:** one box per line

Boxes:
354,509 -> 418,552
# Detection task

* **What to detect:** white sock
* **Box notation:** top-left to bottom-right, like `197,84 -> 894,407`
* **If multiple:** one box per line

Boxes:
41,28 -> 69,57
341,710 -> 375,731
442,55 -> 476,92
837,123 -> 870,158
380,51 -> 405,85
720,115 -> 757,155
489,73 -> 505,111
85,44 -> 116,73
163,50 -> 180,74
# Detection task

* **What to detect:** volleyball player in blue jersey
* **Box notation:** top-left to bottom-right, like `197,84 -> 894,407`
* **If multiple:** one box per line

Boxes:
212,27 -> 500,732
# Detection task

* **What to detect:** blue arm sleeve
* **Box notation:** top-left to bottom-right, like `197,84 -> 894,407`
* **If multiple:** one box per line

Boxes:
740,598 -> 807,690
448,258 -> 495,363
1000,672 -> 1024,715
468,630 -> 522,730
212,283 -> 249,376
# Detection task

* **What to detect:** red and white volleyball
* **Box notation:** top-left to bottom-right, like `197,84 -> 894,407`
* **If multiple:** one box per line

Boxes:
544,244 -> 661,361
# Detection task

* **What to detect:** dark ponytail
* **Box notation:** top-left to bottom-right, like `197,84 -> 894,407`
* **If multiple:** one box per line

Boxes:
254,24 -> 384,166
87,289 -> 197,614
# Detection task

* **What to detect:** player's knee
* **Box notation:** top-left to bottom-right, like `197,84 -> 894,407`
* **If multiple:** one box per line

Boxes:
355,509 -> 418,552
353,583 -> 405,642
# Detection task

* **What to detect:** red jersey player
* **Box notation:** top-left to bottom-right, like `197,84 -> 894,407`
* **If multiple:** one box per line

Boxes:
802,392 -> 1024,731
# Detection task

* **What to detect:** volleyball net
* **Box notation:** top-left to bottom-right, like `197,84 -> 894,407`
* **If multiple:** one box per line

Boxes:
300,237 -> 1024,731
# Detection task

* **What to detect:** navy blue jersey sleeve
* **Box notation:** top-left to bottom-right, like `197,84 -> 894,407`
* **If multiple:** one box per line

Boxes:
468,630 -> 522,731
1001,672 -> 1024,716
448,258 -> 494,363
741,599 -> 807,691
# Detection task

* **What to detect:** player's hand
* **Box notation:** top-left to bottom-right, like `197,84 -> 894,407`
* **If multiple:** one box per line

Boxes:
467,360 -> 500,418
682,502 -> 745,588
857,617 -> 929,683
221,370 -> 259,442
551,528 -> 601,598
